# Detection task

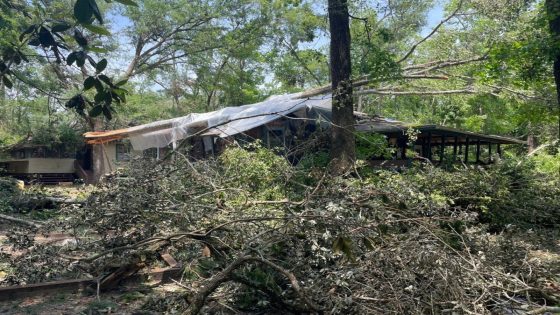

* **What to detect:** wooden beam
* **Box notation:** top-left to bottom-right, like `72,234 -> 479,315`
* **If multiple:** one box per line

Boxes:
453,136 -> 458,162
439,136 -> 445,164
476,140 -> 481,163
0,256 -> 182,301
464,137 -> 470,163
427,132 -> 432,161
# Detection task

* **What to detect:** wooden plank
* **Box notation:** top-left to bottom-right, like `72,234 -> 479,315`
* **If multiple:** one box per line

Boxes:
439,136 -> 445,164
427,132 -> 432,161
453,136 -> 458,162
476,140 -> 481,163
161,253 -> 180,268
0,264 -> 182,301
464,137 -> 470,163
0,278 -> 95,301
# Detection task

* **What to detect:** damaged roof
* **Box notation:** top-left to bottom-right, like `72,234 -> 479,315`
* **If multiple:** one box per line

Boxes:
85,91 -> 526,150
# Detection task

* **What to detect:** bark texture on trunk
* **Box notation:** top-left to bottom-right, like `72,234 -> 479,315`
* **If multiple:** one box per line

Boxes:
328,0 -> 355,174
546,0 -> 560,139
91,119 -> 105,183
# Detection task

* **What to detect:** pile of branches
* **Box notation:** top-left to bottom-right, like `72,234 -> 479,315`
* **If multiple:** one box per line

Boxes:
2,146 -> 560,314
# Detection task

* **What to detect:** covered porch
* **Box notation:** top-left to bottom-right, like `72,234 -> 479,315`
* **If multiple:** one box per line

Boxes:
358,122 -> 527,166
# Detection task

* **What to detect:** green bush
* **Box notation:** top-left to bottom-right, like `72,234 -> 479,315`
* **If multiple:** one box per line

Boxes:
219,142 -> 292,200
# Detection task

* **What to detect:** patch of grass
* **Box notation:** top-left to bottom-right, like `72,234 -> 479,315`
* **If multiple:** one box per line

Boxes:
81,299 -> 118,315
120,290 -> 146,303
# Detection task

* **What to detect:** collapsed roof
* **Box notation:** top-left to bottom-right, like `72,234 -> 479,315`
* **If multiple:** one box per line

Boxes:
84,91 -> 526,151
85,92 -> 339,150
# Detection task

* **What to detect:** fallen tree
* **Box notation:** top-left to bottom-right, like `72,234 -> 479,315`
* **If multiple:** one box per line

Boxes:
1,145 -> 559,314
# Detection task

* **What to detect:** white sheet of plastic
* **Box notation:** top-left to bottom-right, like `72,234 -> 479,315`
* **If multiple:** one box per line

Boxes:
128,93 -> 333,151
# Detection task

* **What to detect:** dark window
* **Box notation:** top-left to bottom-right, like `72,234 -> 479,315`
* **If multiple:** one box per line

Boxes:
116,143 -> 131,161
202,136 -> 215,157
143,148 -> 158,159
267,128 -> 285,149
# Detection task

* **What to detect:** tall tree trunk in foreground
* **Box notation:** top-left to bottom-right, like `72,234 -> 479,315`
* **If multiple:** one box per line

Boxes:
546,0 -> 560,140
328,0 -> 355,173
91,118 -> 105,183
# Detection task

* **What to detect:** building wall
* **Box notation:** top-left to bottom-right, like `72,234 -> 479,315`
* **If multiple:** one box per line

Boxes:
28,158 -> 76,173
1,158 -> 76,174
99,142 -> 143,173
100,142 -> 117,173
3,160 -> 29,173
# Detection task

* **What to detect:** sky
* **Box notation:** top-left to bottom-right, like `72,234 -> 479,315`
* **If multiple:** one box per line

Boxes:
104,1 -> 446,89
424,4 -> 445,35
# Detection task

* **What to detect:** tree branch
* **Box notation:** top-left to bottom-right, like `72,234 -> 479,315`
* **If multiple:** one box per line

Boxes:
397,0 -> 464,64
183,255 -> 322,315
357,88 -> 476,96
406,55 -> 487,75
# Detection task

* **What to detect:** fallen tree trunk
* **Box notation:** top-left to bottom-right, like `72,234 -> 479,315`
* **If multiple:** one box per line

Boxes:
0,213 -> 42,228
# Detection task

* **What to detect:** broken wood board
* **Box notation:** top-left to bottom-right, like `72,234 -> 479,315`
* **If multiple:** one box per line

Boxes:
0,264 -> 182,301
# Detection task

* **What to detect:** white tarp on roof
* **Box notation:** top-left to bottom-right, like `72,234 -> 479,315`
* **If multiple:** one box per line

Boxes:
129,93 -> 332,151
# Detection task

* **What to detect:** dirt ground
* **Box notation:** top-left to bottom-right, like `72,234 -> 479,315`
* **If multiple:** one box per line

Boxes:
0,186 -> 186,315
0,283 -> 184,315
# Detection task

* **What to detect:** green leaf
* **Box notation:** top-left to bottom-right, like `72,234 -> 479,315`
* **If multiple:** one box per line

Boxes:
88,0 -> 103,24
94,90 -> 106,103
75,51 -> 86,67
112,87 -> 127,96
112,89 -> 126,103
87,46 -> 109,53
83,24 -> 110,36
93,78 -> 104,92
363,237 -> 375,250
28,36 -> 41,46
83,76 -> 96,90
2,76 -> 13,89
98,74 -> 112,86
102,105 -> 113,120
104,90 -> 113,103
38,27 -> 55,47
115,79 -> 128,87
96,58 -> 107,72
73,29 -> 88,47
51,22 -> 72,33
89,105 -> 103,117
332,236 -> 354,261
19,25 -> 36,42
113,0 -> 138,7
18,51 -> 29,63
66,52 -> 77,65
74,0 -> 93,24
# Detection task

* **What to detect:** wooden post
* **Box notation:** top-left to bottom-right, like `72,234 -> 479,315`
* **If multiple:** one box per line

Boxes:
464,137 -> 470,163
497,144 -> 502,158
476,140 -> 481,164
488,143 -> 492,163
439,136 -> 445,164
453,136 -> 458,162
399,137 -> 407,159
427,132 -> 432,161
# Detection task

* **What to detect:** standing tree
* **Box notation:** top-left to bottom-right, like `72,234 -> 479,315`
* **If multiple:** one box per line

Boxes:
546,0 -> 560,139
328,0 -> 355,173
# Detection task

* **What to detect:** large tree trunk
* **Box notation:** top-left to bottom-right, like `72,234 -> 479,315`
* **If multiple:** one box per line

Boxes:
546,0 -> 560,139
91,118 -> 106,183
328,0 -> 355,174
